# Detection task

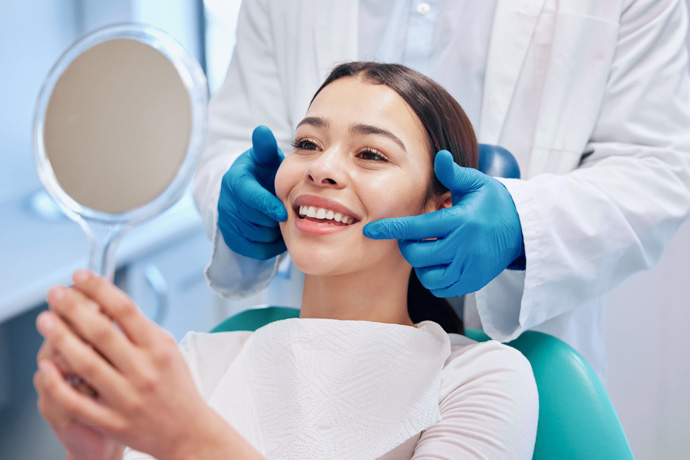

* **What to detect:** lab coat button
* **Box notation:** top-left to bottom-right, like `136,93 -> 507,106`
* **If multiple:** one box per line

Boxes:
416,2 -> 431,16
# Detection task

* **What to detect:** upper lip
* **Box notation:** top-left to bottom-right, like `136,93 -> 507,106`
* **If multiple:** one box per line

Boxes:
293,194 -> 361,222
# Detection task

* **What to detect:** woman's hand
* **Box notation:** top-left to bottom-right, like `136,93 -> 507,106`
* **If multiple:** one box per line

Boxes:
34,270 -> 259,460
35,330 -> 123,460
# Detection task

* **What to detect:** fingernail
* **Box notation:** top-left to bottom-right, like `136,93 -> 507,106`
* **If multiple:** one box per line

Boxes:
47,286 -> 64,303
73,270 -> 90,284
37,312 -> 54,333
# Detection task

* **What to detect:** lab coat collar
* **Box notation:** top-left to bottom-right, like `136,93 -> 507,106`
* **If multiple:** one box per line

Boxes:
479,0 -> 548,144
311,0 -> 549,149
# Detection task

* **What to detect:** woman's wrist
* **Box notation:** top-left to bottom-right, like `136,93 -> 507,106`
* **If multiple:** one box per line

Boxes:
66,443 -> 124,460
169,406 -> 263,460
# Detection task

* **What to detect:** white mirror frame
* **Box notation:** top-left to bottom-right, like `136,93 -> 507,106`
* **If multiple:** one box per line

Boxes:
33,24 -> 208,278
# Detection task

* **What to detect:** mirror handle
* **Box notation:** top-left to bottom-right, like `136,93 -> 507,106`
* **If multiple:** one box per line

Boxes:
82,221 -> 124,281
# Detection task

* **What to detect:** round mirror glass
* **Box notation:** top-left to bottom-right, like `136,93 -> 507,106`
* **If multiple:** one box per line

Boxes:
34,24 -> 207,279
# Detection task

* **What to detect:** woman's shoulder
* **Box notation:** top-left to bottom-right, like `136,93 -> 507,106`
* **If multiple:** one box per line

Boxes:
413,323 -> 536,402
444,332 -> 535,371
441,333 -> 537,400
411,333 -> 539,458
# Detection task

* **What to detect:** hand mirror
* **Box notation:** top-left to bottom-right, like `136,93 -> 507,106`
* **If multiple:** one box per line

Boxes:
34,24 -> 208,280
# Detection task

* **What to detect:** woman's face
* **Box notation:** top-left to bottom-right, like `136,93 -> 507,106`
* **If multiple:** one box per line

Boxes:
275,77 -> 445,277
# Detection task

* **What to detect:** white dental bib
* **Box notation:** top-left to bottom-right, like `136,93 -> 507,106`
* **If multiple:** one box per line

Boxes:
207,318 -> 451,459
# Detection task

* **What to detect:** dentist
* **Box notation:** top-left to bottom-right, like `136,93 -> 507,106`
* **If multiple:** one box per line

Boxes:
193,0 -> 690,378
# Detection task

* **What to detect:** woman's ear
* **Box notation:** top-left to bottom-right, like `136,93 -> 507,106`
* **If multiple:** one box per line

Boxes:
424,191 -> 452,213
436,191 -> 452,210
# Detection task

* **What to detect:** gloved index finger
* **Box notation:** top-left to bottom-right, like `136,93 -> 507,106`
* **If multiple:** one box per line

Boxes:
232,171 -> 288,222
363,210 -> 452,241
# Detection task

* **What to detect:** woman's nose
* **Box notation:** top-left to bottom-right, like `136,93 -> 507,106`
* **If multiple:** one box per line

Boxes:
305,149 -> 347,187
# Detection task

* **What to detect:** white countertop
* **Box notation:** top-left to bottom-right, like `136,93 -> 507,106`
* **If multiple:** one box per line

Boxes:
0,190 -> 205,323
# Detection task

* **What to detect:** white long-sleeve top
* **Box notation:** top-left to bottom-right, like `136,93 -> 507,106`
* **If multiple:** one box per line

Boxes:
192,0 -> 690,379
124,319 -> 538,459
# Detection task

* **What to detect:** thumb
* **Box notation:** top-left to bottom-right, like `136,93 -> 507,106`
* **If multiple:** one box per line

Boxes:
251,125 -> 284,167
434,150 -> 486,193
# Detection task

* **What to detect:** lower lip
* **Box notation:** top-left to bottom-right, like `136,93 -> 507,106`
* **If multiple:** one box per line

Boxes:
294,217 -> 355,235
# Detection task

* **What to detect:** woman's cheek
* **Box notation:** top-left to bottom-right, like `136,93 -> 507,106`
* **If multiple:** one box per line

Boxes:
371,185 -> 426,220
274,157 -> 296,204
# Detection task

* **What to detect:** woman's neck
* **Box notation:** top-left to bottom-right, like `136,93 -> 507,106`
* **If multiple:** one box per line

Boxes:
299,261 -> 414,327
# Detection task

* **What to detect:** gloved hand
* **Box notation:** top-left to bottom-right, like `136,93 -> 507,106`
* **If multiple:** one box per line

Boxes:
363,150 -> 525,297
217,126 -> 288,260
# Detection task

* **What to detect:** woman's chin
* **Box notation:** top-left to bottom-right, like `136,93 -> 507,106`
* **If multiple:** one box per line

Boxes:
282,227 -> 361,276
288,251 -> 350,277
283,229 -> 401,278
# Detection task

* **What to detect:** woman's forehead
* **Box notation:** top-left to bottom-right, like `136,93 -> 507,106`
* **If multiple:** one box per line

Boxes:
308,78 -> 421,131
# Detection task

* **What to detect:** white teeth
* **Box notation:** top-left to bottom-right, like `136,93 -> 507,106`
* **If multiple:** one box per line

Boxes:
297,205 -> 355,224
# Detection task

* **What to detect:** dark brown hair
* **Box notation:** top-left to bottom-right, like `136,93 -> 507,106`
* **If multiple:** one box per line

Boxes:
312,62 -> 478,334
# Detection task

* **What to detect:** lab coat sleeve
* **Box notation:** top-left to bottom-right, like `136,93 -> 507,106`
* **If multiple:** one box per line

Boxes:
478,0 -> 690,340
192,0 -> 292,298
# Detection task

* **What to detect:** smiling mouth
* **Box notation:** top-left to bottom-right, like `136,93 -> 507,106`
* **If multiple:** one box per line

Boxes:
296,205 -> 358,225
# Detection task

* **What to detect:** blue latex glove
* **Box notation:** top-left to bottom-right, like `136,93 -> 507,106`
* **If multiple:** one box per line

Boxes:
217,126 -> 288,260
363,150 -> 525,297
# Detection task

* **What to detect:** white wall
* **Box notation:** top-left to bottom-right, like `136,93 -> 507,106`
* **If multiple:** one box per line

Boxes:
604,3 -> 690,455
0,0 -> 81,203
605,220 -> 690,459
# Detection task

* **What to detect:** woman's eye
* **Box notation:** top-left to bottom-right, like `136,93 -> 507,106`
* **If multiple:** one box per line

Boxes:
358,149 -> 389,162
292,138 -> 320,151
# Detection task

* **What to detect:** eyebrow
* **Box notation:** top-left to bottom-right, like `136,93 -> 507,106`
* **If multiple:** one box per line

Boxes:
296,116 -> 329,129
295,117 -> 407,152
350,123 -> 407,152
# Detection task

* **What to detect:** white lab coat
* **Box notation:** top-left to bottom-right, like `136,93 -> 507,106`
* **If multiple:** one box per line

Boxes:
192,0 -> 690,377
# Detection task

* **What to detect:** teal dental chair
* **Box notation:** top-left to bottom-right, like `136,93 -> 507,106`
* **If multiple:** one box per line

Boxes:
211,306 -> 634,460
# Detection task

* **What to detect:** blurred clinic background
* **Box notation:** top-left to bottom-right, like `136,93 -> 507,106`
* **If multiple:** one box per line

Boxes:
0,1 -> 689,458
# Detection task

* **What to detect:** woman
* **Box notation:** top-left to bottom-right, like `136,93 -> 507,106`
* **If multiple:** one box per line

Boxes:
34,62 -> 538,459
